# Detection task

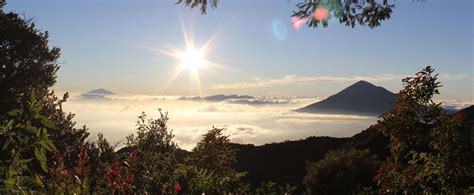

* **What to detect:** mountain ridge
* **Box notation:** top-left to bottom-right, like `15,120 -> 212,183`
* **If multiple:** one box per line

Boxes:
297,80 -> 398,115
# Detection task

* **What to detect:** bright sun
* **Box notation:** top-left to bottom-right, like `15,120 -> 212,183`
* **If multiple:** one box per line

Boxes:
151,21 -> 224,94
179,48 -> 207,71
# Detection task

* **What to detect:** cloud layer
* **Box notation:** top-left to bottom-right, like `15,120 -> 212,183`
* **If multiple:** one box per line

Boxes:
211,73 -> 471,90
211,74 -> 403,90
65,93 -> 472,150
65,94 -> 375,150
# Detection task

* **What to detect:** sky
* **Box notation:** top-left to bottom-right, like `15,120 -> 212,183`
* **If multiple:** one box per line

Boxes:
5,0 -> 474,100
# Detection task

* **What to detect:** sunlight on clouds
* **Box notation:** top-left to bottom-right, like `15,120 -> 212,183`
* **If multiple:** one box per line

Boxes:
64,93 -> 472,150
64,94 -> 379,150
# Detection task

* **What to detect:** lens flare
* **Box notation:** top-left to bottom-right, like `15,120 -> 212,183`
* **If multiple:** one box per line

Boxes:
272,20 -> 288,40
314,7 -> 329,21
291,17 -> 308,31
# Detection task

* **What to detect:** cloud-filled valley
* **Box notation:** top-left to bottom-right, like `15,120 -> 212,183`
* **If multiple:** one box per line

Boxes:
63,91 -> 472,150
63,93 -> 379,150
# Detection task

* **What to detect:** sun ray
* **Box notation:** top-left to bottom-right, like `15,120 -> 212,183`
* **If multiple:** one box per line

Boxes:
146,17 -> 235,94
159,67 -> 185,94
191,71 -> 203,95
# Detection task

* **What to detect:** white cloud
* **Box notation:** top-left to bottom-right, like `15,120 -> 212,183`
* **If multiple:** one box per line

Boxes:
63,94 -> 376,150
439,73 -> 471,81
440,100 -> 473,111
211,74 -> 403,90
211,73 -> 472,90
64,92 -> 471,150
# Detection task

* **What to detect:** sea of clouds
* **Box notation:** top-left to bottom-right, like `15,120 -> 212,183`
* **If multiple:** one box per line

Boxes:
62,93 -> 472,150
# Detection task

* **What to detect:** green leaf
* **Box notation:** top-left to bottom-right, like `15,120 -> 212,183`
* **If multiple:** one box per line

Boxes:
39,140 -> 52,151
7,109 -> 21,117
34,174 -> 44,187
2,138 -> 11,151
20,158 -> 34,164
5,167 -> 16,188
46,139 -> 57,151
40,160 -> 48,173
34,147 -> 45,162
38,115 -> 55,129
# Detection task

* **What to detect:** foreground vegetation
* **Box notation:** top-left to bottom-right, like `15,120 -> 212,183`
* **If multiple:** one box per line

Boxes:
1,1 -> 473,194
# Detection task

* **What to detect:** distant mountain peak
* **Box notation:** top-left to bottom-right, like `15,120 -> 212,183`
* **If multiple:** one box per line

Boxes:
84,88 -> 114,95
77,88 -> 114,101
353,80 -> 374,86
297,81 -> 397,116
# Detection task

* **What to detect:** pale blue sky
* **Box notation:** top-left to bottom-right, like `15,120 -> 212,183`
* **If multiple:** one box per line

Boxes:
5,0 -> 473,99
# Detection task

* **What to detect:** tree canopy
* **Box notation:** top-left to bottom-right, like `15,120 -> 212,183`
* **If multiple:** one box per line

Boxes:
304,148 -> 380,194
0,0 -> 89,169
375,66 -> 473,193
176,0 -> 397,28
0,6 -> 60,117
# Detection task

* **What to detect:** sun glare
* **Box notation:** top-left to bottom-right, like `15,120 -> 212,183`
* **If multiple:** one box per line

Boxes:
179,48 -> 207,71
150,19 -> 226,95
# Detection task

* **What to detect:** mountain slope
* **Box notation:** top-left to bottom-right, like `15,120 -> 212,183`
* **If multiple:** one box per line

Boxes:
454,105 -> 474,148
297,80 -> 397,115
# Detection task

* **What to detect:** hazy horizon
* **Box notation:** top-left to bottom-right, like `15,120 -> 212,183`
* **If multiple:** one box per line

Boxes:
61,85 -> 472,150
63,92 -> 378,150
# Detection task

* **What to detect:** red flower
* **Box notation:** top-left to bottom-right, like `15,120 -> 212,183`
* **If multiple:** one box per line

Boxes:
110,162 -> 120,175
63,169 -> 69,177
111,169 -> 120,175
174,183 -> 182,193
111,162 -> 120,167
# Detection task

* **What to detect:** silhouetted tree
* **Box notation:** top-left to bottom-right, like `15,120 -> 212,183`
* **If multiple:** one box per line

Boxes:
375,66 -> 473,193
126,110 -> 176,154
0,2 -> 89,168
177,0 -> 396,28
125,110 -> 178,193
303,148 -> 380,194
0,4 -> 59,117
1,1 -> 92,192
186,127 -> 237,177
176,0 -> 218,14
178,127 -> 245,194
0,0 -> 5,10
85,133 -> 115,193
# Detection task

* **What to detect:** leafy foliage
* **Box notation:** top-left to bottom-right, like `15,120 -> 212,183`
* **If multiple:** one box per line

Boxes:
293,0 -> 394,28
0,3 -> 89,168
180,127 -> 247,194
375,66 -> 473,193
176,0 -> 219,14
177,0 -> 397,28
126,110 -> 176,154
42,91 -> 90,168
85,133 -> 115,192
304,148 -> 380,194
125,110 -> 178,193
186,127 -> 236,177
0,6 -> 60,117
0,92 -> 57,192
